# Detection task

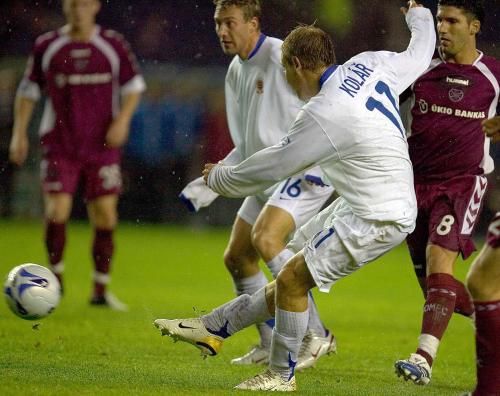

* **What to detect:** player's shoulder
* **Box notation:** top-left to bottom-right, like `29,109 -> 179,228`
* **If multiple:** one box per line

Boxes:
98,27 -> 132,49
477,53 -> 500,75
33,30 -> 60,50
263,36 -> 283,50
264,36 -> 284,65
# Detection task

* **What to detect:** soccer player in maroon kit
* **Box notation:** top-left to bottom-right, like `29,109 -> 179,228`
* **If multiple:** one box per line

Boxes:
9,0 -> 145,310
467,211 -> 500,395
465,116 -> 500,396
395,0 -> 499,385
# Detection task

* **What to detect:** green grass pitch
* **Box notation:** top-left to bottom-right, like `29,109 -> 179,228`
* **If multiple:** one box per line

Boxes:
0,219 -> 477,395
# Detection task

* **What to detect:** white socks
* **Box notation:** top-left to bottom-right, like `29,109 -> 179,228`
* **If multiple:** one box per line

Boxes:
201,286 -> 272,337
270,308 -> 309,381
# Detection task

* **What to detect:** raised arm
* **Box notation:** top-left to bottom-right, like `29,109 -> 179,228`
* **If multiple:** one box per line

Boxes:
392,2 -> 436,94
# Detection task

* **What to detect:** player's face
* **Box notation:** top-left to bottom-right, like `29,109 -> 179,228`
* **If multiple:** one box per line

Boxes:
214,5 -> 258,59
437,6 -> 478,60
63,0 -> 100,30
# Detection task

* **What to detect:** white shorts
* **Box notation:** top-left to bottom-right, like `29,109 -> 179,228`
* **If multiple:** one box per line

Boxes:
237,168 -> 334,228
287,197 -> 409,293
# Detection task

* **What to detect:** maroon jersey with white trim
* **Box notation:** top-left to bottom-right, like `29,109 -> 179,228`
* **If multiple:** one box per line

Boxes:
487,212 -> 500,249
405,51 -> 499,183
23,26 -> 144,161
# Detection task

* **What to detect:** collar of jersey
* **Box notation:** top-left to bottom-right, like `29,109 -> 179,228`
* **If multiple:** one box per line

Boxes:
319,65 -> 339,89
59,24 -> 100,41
246,33 -> 267,60
437,47 -> 484,66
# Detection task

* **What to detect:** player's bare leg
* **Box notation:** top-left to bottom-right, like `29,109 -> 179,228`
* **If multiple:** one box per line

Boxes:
87,194 -> 126,311
44,192 -> 73,291
223,215 -> 272,363
154,281 -> 276,356
253,205 -> 336,370
466,234 -> 500,395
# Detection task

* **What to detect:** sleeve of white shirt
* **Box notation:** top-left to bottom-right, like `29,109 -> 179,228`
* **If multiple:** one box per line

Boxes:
389,7 -> 436,94
220,147 -> 243,166
207,110 -> 334,197
179,176 -> 219,212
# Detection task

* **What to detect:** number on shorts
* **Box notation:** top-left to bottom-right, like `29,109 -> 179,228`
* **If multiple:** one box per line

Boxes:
436,214 -> 455,236
99,164 -> 122,190
280,178 -> 302,198
314,228 -> 335,248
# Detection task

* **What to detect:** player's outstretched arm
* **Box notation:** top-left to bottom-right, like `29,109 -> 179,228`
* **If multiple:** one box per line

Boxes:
392,1 -> 436,94
206,111 -> 333,198
400,0 -> 423,15
482,116 -> 500,143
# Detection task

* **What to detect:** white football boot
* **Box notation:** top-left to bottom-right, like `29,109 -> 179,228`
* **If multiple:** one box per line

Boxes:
154,318 -> 223,356
394,353 -> 432,385
231,345 -> 270,365
234,369 -> 296,392
296,330 -> 337,371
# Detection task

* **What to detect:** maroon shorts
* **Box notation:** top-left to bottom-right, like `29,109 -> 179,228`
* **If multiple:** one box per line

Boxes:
40,156 -> 122,201
486,212 -> 500,249
407,175 -> 488,275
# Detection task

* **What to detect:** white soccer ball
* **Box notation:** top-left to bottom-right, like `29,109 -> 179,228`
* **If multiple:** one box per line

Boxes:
4,263 -> 61,320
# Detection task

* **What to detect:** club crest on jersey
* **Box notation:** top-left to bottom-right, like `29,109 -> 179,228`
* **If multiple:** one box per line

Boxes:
448,88 -> 464,102
74,59 -> 89,71
256,79 -> 264,94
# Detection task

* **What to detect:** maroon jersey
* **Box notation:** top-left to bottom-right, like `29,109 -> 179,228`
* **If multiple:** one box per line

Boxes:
404,50 -> 499,183
486,212 -> 500,249
19,26 -> 145,162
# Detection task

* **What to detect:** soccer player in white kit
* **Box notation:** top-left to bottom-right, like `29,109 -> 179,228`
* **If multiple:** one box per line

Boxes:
155,1 -> 435,391
180,0 -> 335,368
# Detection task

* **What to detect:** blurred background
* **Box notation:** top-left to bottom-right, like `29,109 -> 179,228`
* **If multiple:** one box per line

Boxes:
0,0 -> 498,228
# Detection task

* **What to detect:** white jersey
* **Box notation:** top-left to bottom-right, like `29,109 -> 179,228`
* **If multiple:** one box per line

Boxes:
222,34 -> 303,166
208,8 -> 436,229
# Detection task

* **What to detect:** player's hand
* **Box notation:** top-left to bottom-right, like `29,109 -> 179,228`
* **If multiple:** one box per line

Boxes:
203,163 -> 217,183
9,132 -> 29,166
401,0 -> 423,15
482,116 -> 500,143
105,116 -> 130,148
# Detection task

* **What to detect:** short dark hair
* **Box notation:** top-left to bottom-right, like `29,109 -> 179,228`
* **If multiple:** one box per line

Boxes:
213,0 -> 261,22
282,25 -> 336,72
438,0 -> 485,26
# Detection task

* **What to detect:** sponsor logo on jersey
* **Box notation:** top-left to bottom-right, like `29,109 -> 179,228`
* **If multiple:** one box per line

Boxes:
418,99 -> 429,114
425,103 -> 485,119
54,72 -> 112,88
256,79 -> 264,94
70,48 -> 92,59
445,75 -> 470,87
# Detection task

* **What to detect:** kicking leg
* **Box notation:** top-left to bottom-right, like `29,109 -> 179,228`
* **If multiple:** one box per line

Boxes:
253,205 -> 335,370
154,281 -> 276,356
235,253 -> 315,391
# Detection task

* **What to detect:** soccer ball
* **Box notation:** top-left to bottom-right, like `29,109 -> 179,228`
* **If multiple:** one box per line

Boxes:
4,263 -> 61,320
